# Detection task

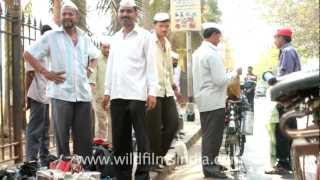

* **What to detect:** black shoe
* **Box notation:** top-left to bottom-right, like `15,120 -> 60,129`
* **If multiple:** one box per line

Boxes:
265,162 -> 290,175
204,171 -> 228,179
19,161 -> 39,177
214,164 -> 228,171
135,173 -> 150,180
150,164 -> 165,173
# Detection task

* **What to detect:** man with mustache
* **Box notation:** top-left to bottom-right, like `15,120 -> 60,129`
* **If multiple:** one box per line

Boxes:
23,2 -> 98,160
102,0 -> 157,179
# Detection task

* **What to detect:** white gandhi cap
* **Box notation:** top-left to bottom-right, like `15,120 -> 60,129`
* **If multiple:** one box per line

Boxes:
119,0 -> 137,8
62,0 -> 78,11
171,51 -> 179,60
153,12 -> 170,22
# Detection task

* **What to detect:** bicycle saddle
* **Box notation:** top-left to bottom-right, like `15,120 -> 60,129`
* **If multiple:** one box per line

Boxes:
269,69 -> 320,102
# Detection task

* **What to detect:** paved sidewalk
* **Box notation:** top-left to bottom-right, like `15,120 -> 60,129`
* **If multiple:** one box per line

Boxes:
150,116 -> 202,180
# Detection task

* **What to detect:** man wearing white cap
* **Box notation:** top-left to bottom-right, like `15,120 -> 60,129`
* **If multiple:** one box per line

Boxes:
145,12 -> 183,170
171,51 -> 181,91
24,2 -> 99,160
89,38 -> 111,141
192,23 -> 230,178
102,0 -> 157,179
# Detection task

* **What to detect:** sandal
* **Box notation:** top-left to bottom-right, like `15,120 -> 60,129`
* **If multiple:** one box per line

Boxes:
264,166 -> 289,175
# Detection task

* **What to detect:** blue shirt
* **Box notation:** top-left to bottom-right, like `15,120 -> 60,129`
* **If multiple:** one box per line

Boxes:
27,27 -> 99,102
278,43 -> 301,76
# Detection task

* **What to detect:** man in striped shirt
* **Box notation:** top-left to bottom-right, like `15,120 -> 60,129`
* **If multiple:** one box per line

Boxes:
23,2 -> 99,159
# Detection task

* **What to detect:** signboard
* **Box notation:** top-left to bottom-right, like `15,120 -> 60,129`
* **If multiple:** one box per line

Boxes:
170,0 -> 201,32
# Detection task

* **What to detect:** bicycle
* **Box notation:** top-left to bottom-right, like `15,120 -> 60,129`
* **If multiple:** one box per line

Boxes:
224,92 -> 250,170
263,69 -> 320,180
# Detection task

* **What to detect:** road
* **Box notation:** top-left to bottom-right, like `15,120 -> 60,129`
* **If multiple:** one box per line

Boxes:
165,97 -> 300,180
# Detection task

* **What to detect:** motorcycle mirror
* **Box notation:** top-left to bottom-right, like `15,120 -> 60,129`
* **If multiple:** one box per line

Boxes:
262,71 -> 277,85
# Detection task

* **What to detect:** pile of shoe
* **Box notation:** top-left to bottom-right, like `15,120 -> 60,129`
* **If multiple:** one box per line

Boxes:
0,169 -> 16,180
90,138 -> 115,179
0,161 -> 41,179
37,155 -> 101,179
19,161 -> 39,178
49,155 -> 83,173
36,170 -> 101,180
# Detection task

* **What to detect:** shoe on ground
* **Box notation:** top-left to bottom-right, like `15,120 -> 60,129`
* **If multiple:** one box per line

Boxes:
264,166 -> 290,175
204,171 -> 228,179
214,164 -> 228,171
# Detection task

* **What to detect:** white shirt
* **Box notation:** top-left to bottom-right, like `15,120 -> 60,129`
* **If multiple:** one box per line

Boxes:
104,25 -> 157,101
173,66 -> 181,91
150,33 -> 174,97
27,27 -> 99,102
192,41 -> 231,112
26,57 -> 49,104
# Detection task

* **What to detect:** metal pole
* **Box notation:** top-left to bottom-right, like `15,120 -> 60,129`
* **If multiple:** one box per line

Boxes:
186,31 -> 195,121
186,31 -> 193,98
11,0 -> 23,163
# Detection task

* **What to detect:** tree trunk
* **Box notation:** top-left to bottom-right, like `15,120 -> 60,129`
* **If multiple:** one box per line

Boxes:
72,0 -> 87,31
142,0 -> 152,29
52,0 -> 61,26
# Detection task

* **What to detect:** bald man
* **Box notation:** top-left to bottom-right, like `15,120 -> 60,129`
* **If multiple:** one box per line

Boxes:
90,40 -> 112,142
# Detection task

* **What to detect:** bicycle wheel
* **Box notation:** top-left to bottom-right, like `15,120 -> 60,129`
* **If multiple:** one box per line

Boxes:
239,134 -> 246,156
229,143 -> 236,169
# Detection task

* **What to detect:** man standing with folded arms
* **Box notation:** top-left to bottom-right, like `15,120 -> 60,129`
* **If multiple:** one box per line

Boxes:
102,0 -> 157,179
23,2 -> 98,159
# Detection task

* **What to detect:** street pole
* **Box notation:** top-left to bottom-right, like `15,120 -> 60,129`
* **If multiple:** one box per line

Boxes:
186,31 -> 195,121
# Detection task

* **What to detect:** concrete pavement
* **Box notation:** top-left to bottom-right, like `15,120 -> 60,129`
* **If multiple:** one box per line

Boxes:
163,97 -> 299,180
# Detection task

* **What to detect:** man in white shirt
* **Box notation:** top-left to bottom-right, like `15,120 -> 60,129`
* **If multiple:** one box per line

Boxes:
25,25 -> 52,166
172,51 -> 181,91
102,0 -> 157,179
145,13 -> 183,170
192,23 -> 231,179
171,51 -> 185,137
23,3 -> 98,159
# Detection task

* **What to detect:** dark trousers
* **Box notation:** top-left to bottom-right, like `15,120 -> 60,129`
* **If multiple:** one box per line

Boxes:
275,105 -> 297,169
51,99 -> 92,158
145,96 -> 179,162
246,92 -> 255,111
26,98 -> 49,164
110,99 -> 151,180
200,108 -> 225,175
